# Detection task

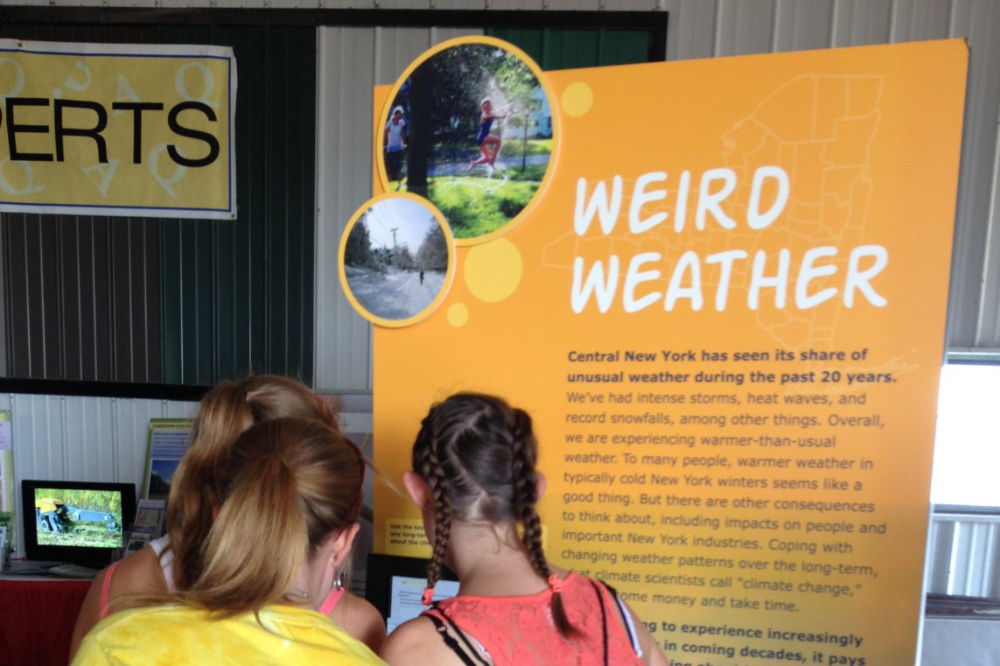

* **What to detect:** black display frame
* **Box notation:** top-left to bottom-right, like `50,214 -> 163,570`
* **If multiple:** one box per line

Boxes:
21,479 -> 137,568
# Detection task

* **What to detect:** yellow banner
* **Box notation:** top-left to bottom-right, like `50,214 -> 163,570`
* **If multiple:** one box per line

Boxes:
0,40 -> 236,219
372,39 -> 967,665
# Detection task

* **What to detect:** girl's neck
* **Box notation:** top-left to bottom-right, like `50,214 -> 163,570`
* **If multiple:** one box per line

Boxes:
447,521 -> 547,597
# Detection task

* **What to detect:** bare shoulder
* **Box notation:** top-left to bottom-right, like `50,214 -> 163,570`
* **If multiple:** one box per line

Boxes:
70,567 -> 109,661
330,591 -> 387,653
381,615 -> 459,666
69,546 -> 168,662
108,546 -> 167,594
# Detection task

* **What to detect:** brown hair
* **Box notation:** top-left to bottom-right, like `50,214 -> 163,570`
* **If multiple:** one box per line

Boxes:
412,392 -> 577,637
181,418 -> 364,615
165,375 -> 338,590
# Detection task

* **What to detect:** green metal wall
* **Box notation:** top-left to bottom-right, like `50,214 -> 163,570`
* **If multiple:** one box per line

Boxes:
157,25 -> 317,385
0,21 -> 317,386
486,27 -> 659,69
0,12 -> 660,388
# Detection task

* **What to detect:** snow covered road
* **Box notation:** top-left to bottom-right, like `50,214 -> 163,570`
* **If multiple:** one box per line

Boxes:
345,266 -> 446,320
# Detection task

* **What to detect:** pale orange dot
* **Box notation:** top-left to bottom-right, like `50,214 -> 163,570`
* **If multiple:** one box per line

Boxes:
447,303 -> 469,327
561,82 -> 593,117
464,239 -> 523,303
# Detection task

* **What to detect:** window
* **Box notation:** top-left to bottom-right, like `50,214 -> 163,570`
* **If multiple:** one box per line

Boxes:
931,362 -> 1000,507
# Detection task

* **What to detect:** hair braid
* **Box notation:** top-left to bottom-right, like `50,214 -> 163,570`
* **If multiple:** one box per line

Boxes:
415,423 -> 452,599
412,393 -> 581,631
510,410 -> 545,577
509,409 -> 578,638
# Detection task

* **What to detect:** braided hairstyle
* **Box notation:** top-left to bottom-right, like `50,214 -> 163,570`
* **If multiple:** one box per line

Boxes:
412,392 -> 577,637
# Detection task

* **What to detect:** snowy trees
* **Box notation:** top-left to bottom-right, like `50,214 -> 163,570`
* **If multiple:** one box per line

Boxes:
344,211 -> 374,267
416,220 -> 448,272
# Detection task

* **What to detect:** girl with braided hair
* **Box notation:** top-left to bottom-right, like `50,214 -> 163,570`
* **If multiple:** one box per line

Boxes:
381,392 -> 667,666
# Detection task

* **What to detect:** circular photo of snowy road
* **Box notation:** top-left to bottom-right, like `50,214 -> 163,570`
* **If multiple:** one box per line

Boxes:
339,193 -> 455,327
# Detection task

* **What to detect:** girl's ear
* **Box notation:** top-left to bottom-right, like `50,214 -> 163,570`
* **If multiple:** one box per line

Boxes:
403,470 -> 431,510
536,472 -> 547,500
331,523 -> 361,567
404,470 -> 438,546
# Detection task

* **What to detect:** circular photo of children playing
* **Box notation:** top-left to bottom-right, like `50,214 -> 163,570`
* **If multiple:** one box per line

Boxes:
377,36 -> 555,245
339,193 -> 456,327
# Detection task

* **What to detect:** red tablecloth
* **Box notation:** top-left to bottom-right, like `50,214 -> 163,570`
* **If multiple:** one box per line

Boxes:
0,577 -> 91,666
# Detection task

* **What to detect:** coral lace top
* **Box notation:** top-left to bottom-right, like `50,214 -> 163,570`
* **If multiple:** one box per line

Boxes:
423,572 -> 642,666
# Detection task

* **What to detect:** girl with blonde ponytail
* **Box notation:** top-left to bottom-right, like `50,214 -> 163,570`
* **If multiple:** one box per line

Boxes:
381,392 -> 667,666
71,375 -> 385,658
73,418 -> 385,665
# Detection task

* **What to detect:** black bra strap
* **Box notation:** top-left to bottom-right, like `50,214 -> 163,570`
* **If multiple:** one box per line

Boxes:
425,609 -> 491,666
599,580 -> 639,655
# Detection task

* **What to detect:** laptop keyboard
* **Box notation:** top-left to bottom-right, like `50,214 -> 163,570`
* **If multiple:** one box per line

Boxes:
47,563 -> 100,578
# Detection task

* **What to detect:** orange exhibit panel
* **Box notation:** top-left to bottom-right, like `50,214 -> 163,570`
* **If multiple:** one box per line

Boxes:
364,38 -> 968,665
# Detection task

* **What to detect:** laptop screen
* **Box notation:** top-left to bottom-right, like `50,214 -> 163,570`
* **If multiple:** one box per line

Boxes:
21,479 -> 136,568
365,553 -> 459,633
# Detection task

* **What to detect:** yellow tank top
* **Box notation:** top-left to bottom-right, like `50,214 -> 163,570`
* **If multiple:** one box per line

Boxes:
73,603 -> 385,665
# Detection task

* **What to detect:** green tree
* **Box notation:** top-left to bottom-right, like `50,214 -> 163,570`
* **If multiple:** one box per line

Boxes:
494,54 -> 543,172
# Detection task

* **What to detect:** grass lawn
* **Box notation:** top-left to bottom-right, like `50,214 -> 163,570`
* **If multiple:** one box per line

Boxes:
497,138 -> 552,158
429,176 -> 540,239
39,523 -> 121,548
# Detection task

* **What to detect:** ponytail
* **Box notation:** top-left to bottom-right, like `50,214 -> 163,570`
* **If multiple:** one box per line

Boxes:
165,375 -> 339,592
188,454 -> 305,612
167,381 -> 253,590
179,418 -> 364,616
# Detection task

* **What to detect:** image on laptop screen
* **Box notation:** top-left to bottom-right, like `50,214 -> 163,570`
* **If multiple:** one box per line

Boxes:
33,486 -> 126,548
21,479 -> 137,568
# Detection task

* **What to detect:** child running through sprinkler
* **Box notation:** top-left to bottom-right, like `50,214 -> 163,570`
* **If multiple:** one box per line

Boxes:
468,98 -> 507,173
